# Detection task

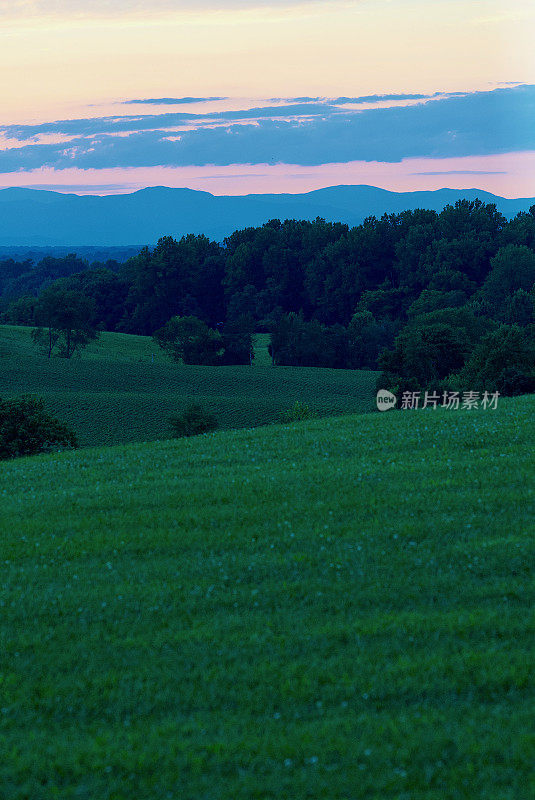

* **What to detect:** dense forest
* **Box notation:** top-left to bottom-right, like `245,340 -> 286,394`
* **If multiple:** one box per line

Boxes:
1,199 -> 535,394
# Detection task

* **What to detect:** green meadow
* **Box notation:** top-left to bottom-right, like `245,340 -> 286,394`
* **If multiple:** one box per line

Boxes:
0,325 -> 377,447
0,394 -> 534,799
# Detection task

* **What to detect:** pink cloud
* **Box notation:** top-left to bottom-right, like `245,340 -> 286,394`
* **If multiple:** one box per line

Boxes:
0,151 -> 534,198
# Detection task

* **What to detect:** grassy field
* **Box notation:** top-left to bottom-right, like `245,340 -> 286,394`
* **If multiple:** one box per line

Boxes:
0,395 -> 533,799
0,325 -> 377,447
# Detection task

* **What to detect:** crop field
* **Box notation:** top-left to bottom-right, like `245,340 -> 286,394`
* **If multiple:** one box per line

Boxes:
0,395 -> 534,799
0,325 -> 377,447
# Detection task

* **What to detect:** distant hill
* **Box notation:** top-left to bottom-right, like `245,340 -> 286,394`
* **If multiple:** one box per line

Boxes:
0,184 -> 533,246
0,244 -> 142,264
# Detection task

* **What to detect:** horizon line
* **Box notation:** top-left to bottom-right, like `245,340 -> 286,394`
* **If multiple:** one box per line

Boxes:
0,183 -> 532,201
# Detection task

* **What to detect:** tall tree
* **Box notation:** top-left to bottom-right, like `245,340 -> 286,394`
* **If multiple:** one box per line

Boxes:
153,316 -> 223,365
480,245 -> 535,315
32,286 -> 98,359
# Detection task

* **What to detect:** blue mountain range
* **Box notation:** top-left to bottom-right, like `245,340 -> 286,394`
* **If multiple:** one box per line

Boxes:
0,184 -> 533,246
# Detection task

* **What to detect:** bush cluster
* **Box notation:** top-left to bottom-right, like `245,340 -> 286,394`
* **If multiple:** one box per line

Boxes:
282,401 -> 318,423
169,403 -> 219,438
0,396 -> 77,460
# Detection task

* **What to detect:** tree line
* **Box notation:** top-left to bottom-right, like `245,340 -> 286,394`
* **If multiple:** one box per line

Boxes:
1,199 -> 535,394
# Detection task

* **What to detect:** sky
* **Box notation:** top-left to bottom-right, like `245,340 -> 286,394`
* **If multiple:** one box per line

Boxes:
0,0 -> 534,197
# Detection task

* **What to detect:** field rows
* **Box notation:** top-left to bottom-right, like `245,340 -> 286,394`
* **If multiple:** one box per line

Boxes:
0,326 -> 377,446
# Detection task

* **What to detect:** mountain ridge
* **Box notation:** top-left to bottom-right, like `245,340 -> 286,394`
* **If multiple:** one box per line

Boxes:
0,184 -> 532,245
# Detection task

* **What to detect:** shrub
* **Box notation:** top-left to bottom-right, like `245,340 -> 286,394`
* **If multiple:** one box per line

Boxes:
0,396 -> 77,460
282,401 -> 318,423
169,403 -> 218,438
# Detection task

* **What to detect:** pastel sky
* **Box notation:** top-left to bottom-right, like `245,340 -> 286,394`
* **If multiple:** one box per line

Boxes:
1,0 -> 534,196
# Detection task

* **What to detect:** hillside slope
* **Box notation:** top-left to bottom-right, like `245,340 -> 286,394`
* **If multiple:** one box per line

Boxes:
0,396 -> 533,798
0,326 -> 377,446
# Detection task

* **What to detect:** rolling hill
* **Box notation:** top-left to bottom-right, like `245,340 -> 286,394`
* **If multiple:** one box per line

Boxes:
0,184 -> 533,246
0,394 -> 533,798
0,325 -> 377,447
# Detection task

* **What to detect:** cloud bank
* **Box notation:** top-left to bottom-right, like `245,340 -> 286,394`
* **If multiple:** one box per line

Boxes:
0,85 -> 532,174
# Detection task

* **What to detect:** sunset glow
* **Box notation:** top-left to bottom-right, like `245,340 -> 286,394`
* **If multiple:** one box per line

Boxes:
1,0 -> 534,196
